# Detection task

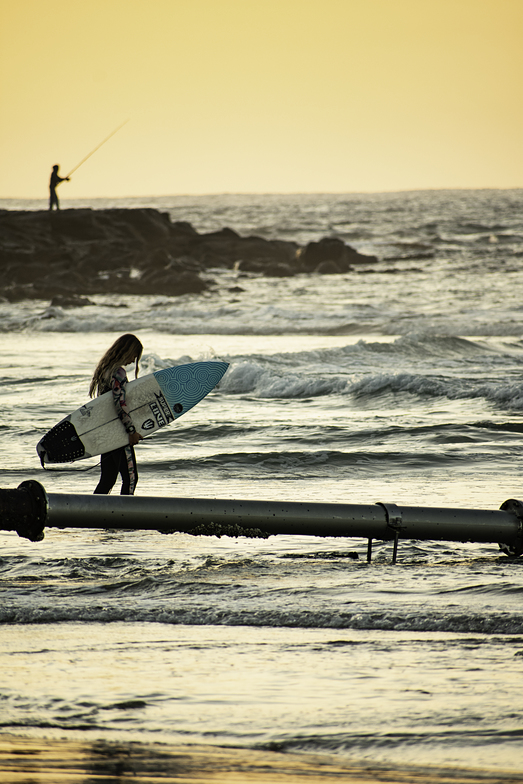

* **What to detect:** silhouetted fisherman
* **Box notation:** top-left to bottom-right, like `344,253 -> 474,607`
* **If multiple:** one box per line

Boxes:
49,165 -> 70,211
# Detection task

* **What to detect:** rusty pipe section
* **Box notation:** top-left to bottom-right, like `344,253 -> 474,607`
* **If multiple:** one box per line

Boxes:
1,480 -> 522,557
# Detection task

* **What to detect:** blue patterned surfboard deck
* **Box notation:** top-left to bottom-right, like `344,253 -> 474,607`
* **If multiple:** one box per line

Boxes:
154,361 -> 229,419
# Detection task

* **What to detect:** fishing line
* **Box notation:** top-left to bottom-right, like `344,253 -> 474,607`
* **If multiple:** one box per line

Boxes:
65,120 -> 129,179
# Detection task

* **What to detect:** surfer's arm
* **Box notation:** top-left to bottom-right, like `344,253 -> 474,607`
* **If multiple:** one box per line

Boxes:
112,367 -> 142,442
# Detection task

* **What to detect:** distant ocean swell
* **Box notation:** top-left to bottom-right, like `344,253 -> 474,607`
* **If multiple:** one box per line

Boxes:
2,603 -> 523,634
154,450 -> 484,473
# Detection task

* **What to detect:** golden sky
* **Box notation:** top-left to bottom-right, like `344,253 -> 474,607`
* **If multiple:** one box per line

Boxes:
1,0 -> 522,198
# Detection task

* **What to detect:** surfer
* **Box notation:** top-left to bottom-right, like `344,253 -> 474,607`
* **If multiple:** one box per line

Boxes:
89,334 -> 144,495
49,164 -> 70,211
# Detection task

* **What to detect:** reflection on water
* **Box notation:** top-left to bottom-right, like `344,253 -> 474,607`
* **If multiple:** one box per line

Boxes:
1,623 -> 523,771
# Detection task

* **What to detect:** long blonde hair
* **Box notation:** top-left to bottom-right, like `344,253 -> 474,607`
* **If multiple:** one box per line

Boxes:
89,334 -> 143,397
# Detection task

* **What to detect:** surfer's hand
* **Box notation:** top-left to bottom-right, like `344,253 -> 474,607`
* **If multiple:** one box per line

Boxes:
129,432 -> 143,446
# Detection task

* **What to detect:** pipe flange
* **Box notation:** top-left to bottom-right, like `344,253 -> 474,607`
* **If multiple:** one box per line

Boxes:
16,480 -> 47,542
498,499 -> 523,557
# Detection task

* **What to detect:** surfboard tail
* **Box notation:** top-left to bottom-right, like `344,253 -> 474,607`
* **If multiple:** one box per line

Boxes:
36,440 -> 47,467
36,418 -> 86,465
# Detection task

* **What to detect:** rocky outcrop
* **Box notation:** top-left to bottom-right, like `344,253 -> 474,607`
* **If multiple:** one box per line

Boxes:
0,208 -> 378,302
300,237 -> 370,273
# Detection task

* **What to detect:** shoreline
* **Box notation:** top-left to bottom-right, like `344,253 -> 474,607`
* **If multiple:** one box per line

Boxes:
0,735 -> 521,784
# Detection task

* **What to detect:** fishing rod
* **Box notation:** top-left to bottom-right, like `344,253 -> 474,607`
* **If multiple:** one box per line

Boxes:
65,120 -> 129,179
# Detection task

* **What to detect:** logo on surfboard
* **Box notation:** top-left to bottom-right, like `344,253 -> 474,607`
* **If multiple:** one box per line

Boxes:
148,392 -> 175,428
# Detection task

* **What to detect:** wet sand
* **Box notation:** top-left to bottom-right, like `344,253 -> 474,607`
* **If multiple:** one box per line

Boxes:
0,736 -> 520,784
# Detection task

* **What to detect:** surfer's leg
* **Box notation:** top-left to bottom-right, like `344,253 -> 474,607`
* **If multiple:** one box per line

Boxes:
94,449 -> 120,494
120,445 -> 138,495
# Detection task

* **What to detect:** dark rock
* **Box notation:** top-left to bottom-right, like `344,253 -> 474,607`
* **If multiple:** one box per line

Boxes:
314,260 -> 344,274
48,209 -> 100,242
0,209 -> 211,300
50,294 -> 95,308
0,208 -> 380,300
138,266 -> 208,296
3,284 -> 36,302
300,236 -> 377,272
233,258 -> 295,277
193,230 -> 299,271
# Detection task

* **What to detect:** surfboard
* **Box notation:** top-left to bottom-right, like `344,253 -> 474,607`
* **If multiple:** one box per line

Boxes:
36,360 -> 229,465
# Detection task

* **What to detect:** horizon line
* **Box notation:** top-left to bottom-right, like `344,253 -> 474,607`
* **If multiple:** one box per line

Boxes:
2,185 -> 523,202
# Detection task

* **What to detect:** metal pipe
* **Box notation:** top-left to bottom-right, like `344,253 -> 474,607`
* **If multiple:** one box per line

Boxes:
46,492 -> 386,536
1,481 -> 522,558
44,493 -> 513,541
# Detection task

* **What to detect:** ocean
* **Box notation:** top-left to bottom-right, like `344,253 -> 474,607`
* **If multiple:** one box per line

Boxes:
1,190 -> 523,778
